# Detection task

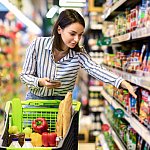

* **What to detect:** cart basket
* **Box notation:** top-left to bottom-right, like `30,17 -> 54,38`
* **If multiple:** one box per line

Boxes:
0,98 -> 81,150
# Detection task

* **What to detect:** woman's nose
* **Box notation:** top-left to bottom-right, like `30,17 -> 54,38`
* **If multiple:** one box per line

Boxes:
74,35 -> 80,42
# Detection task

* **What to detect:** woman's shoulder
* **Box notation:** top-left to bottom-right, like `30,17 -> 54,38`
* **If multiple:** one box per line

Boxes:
33,36 -> 54,51
36,36 -> 53,42
35,36 -> 54,47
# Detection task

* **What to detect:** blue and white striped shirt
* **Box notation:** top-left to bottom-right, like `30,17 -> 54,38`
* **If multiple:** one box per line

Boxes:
20,37 -> 124,96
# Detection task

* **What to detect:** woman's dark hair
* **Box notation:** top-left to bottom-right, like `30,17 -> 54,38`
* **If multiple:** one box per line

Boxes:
52,9 -> 85,52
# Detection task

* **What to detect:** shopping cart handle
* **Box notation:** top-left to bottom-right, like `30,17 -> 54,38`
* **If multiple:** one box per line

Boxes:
21,99 -> 61,106
4,101 -> 11,114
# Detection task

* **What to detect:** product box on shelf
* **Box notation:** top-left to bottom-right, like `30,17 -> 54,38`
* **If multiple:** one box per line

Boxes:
139,88 -> 150,126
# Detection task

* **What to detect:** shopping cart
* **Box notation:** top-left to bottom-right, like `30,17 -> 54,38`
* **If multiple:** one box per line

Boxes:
0,98 -> 81,150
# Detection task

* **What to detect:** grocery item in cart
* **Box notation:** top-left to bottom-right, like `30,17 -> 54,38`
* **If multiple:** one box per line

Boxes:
56,100 -> 64,137
56,92 -> 72,139
0,98 -> 81,150
63,92 -> 72,138
22,138 -> 33,148
9,138 -> 21,148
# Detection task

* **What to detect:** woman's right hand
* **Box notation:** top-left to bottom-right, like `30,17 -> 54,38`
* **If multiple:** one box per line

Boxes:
38,78 -> 61,89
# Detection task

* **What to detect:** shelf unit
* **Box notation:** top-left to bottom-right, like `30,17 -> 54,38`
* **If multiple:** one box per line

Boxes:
111,32 -> 131,44
103,0 -> 141,20
88,75 -> 104,136
100,88 -> 150,146
111,26 -> 150,44
103,65 -> 150,90
89,86 -> 103,92
101,0 -> 150,148
96,133 -> 110,150
100,113 -> 126,150
104,0 -> 127,20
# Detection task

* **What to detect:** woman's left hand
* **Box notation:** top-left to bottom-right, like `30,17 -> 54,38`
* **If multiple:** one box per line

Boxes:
120,80 -> 137,99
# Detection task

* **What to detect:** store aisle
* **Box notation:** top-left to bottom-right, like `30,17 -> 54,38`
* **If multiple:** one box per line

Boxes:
78,143 -> 95,150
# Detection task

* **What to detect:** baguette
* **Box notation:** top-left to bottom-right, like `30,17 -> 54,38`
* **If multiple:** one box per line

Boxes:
56,100 -> 64,137
63,92 -> 72,138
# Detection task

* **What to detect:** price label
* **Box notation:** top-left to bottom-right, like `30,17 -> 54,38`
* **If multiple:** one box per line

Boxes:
114,108 -> 124,118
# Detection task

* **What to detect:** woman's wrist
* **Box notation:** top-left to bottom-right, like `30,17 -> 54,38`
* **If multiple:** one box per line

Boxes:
120,80 -> 127,89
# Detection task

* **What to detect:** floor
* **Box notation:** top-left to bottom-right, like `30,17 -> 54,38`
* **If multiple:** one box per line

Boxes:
78,143 -> 95,150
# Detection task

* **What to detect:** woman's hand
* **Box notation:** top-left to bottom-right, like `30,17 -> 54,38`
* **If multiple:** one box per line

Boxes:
38,78 -> 61,89
120,80 -> 137,99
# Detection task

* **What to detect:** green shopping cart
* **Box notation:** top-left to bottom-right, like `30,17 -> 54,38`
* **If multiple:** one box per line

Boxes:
0,98 -> 81,150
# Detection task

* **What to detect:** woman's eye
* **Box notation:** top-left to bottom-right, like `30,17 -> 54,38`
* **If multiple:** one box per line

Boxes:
70,33 -> 75,36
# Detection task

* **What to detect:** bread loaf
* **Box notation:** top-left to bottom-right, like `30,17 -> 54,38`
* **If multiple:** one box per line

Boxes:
56,100 -> 64,137
63,92 -> 72,138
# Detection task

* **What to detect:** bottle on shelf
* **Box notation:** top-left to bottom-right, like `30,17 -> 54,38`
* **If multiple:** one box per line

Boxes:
22,138 -> 33,148
9,138 -> 21,148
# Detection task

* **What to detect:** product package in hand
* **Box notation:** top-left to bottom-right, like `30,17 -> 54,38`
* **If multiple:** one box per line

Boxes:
49,80 -> 61,84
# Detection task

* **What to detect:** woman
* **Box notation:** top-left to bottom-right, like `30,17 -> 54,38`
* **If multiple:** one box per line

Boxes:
20,9 -> 137,100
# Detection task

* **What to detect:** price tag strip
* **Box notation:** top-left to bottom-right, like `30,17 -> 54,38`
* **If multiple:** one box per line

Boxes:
101,89 -> 150,145
100,113 -> 126,150
103,65 -> 150,90
132,26 -> 150,39
111,33 -> 131,44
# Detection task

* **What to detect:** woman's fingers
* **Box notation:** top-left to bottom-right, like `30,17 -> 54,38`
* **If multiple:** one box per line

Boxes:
38,78 -> 61,88
128,86 -> 137,99
121,80 -> 137,99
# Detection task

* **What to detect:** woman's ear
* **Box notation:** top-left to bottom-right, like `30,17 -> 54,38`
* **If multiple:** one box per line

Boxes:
57,26 -> 62,34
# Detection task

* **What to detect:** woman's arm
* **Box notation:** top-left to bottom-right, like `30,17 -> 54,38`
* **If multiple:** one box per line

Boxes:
20,39 -> 39,89
20,38 -> 61,90
79,52 -> 137,98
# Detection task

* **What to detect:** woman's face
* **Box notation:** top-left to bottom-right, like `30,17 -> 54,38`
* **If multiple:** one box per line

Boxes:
58,22 -> 84,50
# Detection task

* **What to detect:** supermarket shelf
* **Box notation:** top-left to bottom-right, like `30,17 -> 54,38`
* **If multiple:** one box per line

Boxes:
90,106 -> 104,112
104,0 -> 140,20
90,24 -> 102,30
104,0 -> 127,20
111,33 -> 131,44
97,133 -> 110,150
100,113 -> 109,124
100,113 -> 126,150
104,65 -> 150,90
79,143 -> 95,150
111,26 -> 150,44
89,86 -> 103,91
132,26 -> 150,39
100,89 -> 150,145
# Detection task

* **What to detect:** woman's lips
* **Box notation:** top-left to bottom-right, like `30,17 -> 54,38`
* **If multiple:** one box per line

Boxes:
70,43 -> 76,47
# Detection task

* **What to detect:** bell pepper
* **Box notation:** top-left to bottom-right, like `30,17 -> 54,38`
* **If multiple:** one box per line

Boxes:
42,132 -> 57,147
48,132 -> 57,147
32,117 -> 48,134
30,132 -> 42,147
42,132 -> 49,147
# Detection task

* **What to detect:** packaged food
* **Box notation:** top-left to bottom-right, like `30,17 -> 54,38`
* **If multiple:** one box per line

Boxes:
139,88 -> 150,125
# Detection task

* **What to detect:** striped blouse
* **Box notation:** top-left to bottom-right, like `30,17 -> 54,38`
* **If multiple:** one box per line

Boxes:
20,37 -> 124,96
